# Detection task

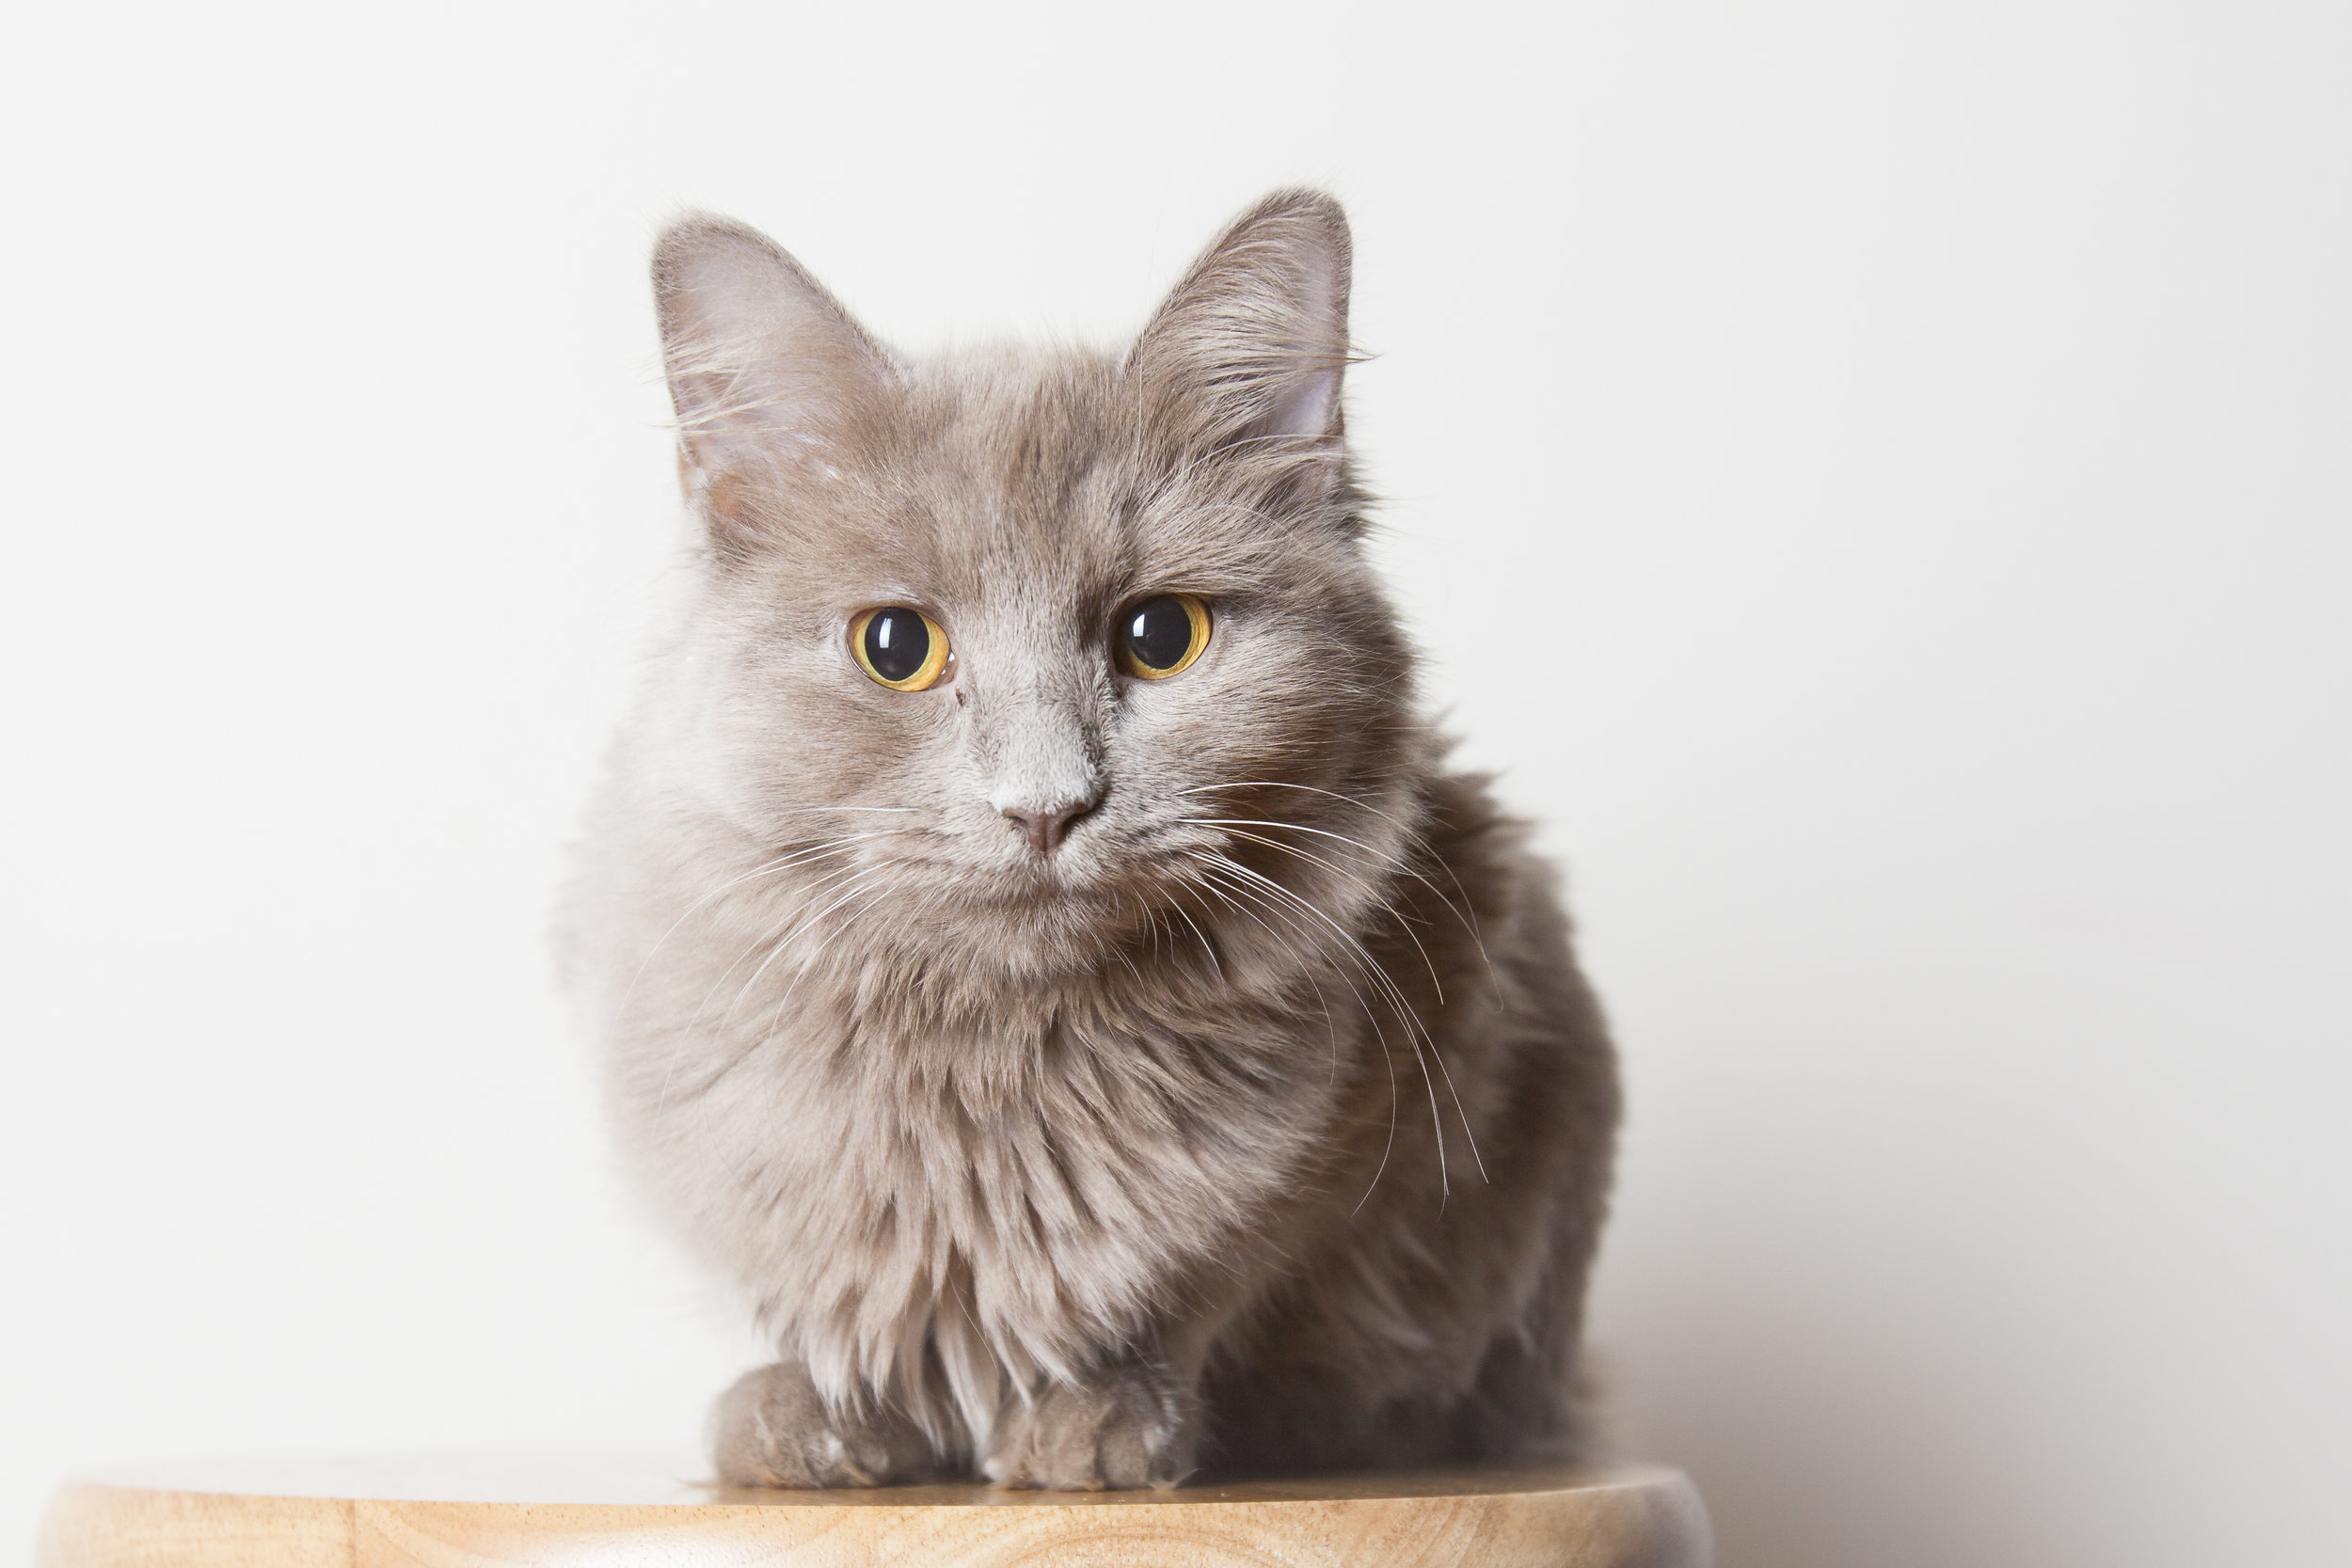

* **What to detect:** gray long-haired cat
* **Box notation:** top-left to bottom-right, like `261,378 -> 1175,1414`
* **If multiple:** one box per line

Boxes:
561,190 -> 1620,1489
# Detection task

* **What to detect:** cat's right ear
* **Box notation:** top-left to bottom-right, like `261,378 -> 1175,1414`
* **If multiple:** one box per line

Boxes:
653,215 -> 895,531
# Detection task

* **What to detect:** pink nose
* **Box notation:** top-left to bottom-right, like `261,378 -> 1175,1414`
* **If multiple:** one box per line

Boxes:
1002,802 -> 1089,856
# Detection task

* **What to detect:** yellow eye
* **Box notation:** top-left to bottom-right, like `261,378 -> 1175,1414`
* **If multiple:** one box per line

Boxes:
1115,593 -> 1212,679
850,606 -> 951,690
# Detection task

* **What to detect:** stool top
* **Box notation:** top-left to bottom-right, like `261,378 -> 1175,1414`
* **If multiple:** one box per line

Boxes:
40,1449 -> 1710,1567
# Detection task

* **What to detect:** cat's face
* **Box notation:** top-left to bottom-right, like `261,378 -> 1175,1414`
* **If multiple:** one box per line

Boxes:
652,196 -> 1419,976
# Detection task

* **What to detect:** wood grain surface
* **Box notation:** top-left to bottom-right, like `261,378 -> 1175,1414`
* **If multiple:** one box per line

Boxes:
37,1451 -> 1710,1567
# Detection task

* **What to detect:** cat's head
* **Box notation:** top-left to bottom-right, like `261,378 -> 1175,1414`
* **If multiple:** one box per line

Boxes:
645,192 -> 1425,980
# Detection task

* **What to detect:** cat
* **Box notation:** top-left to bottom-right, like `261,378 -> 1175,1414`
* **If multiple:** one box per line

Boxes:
559,189 -> 1621,1489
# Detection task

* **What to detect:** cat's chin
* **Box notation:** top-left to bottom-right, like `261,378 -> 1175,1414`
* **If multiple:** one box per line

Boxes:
954,880 -> 1122,937
922,874 -> 1171,981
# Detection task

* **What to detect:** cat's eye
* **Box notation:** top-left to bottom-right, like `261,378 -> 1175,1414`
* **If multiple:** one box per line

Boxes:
1115,593 -> 1212,679
850,607 -> 952,691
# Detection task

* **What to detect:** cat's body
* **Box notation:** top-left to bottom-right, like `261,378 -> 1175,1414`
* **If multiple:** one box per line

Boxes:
562,192 -> 1619,1488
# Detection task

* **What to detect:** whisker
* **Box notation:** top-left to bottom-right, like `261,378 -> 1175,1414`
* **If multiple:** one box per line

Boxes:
1192,861 -> 1397,1193
1187,852 -> 1422,1205
651,847 -> 878,1099
1195,849 -> 1476,1197
662,865 -> 891,1112
1188,861 -> 1344,1085
1182,812 -> 1476,954
1106,896 -> 1149,990
699,859 -> 879,1035
1176,781 -> 1500,992
1168,895 -> 1225,986
621,828 -> 906,1011
739,866 -> 894,1022
755,876 -> 903,1048
1198,826 -> 1488,1178
1191,821 -> 1448,1006
620,850 -> 800,1010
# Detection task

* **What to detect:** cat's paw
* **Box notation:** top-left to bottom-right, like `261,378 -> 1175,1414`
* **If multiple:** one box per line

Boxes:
711,1361 -> 935,1488
983,1369 -> 1199,1491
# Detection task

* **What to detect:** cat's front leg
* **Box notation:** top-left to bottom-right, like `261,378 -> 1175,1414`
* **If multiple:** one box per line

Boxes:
982,1361 -> 1200,1490
711,1361 -> 937,1487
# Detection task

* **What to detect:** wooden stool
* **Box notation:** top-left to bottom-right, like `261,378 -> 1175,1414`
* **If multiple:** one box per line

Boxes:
38,1451 -> 1710,1566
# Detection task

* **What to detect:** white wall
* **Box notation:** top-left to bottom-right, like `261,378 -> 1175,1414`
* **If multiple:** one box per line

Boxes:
4,4 -> 2345,1564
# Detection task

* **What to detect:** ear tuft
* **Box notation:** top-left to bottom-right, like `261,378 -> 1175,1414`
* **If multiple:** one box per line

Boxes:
652,214 -> 894,515
1129,189 -> 1355,451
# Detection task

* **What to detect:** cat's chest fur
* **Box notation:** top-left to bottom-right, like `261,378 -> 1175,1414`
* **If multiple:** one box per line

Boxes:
609,918 -> 1354,1425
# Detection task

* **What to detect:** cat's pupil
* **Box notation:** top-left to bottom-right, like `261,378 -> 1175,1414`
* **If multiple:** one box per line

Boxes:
864,609 -> 930,684
1123,596 -> 1193,670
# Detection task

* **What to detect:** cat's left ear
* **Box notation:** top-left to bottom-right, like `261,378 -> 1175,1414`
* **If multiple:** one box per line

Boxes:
652,214 -> 896,530
1129,189 -> 1355,463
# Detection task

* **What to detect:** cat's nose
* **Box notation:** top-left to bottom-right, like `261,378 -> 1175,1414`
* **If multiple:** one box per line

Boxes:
1000,800 -> 1093,857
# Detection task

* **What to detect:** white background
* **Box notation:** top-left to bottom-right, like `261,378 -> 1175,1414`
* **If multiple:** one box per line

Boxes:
4,4 -> 2346,1564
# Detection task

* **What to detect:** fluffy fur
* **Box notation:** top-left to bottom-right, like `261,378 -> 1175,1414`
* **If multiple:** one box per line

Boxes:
560,190 -> 1620,1488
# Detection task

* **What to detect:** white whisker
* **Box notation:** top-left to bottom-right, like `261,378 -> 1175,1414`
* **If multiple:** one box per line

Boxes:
1188,860 -> 1344,1085
1176,780 -> 1499,991
622,825 -> 908,1011
1194,848 -> 1475,1197
1186,853 -> 1413,1208
1167,895 -> 1225,986
1198,822 -> 1489,1179
1191,821 -> 1447,1006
